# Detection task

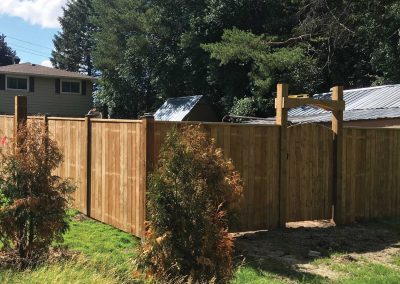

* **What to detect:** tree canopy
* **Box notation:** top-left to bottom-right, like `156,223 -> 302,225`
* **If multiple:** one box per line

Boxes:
52,0 -> 400,118
51,0 -> 95,75
0,34 -> 18,66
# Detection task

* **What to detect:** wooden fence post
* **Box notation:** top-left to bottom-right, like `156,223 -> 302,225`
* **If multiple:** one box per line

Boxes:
14,96 -> 27,150
332,86 -> 347,224
141,113 -> 154,237
276,83 -> 289,227
84,115 -> 93,217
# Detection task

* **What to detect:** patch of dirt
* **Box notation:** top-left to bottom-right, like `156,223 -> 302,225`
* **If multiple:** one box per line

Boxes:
233,220 -> 400,280
72,213 -> 90,222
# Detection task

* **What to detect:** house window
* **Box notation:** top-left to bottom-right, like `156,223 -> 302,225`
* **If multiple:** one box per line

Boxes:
61,80 -> 81,94
6,76 -> 28,91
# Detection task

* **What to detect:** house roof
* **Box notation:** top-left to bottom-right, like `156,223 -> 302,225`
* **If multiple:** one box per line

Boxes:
0,63 -> 95,80
288,84 -> 400,123
154,95 -> 203,121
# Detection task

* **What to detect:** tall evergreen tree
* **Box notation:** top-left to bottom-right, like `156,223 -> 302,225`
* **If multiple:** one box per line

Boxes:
51,0 -> 95,75
0,34 -> 17,66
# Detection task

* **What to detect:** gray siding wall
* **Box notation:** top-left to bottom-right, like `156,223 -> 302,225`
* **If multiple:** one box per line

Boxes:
0,76 -> 93,117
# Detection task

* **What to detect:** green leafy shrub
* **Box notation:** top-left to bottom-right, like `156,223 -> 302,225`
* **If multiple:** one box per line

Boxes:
0,121 -> 75,265
230,96 -> 275,118
136,126 -> 243,283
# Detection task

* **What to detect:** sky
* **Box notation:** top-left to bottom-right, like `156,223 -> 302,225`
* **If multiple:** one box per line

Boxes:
0,0 -> 68,67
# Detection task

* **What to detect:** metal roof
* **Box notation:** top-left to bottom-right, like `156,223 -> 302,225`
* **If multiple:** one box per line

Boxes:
154,95 -> 203,121
288,84 -> 400,123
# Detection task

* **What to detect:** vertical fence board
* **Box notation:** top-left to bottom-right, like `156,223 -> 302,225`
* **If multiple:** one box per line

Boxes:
150,122 -> 281,231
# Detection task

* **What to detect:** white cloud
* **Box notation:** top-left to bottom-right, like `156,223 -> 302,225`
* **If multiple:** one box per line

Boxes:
0,0 -> 68,29
41,60 -> 53,67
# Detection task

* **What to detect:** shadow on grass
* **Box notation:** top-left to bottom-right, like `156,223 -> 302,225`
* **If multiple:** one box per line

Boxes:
234,218 -> 400,282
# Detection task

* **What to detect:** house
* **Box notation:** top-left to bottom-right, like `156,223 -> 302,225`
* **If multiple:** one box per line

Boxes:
154,95 -> 218,122
0,63 -> 95,117
228,85 -> 400,127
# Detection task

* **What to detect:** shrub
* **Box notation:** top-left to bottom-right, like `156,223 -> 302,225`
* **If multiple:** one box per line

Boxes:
230,96 -> 274,118
136,126 -> 243,283
0,120 -> 75,264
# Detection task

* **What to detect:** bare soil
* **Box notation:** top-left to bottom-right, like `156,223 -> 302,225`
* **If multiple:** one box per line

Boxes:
233,220 -> 400,280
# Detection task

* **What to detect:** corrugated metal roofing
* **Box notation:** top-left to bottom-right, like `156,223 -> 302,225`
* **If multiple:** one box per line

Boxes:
154,95 -> 203,121
288,84 -> 400,122
290,108 -> 400,124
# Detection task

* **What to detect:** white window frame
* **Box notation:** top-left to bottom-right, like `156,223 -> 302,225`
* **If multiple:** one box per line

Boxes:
60,79 -> 81,95
6,75 -> 29,92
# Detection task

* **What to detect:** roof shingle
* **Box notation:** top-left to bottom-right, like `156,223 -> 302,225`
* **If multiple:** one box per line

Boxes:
0,63 -> 95,80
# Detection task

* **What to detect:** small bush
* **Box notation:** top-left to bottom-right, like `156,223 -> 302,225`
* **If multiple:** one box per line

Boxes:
136,126 -> 243,283
230,96 -> 274,118
0,121 -> 75,265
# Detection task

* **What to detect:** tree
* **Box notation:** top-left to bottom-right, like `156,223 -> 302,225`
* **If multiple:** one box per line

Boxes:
297,0 -> 400,87
0,121 -> 75,265
51,0 -> 95,75
0,34 -> 17,66
88,0 -> 400,118
203,28 -> 322,111
136,126 -> 242,283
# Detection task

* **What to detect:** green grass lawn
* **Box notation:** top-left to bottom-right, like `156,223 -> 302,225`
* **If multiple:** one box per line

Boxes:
1,214 -> 399,284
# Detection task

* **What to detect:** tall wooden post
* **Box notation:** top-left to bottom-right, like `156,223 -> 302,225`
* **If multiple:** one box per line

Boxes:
84,115 -> 93,217
141,113 -> 154,237
14,96 -> 27,151
276,83 -> 289,227
332,86 -> 346,224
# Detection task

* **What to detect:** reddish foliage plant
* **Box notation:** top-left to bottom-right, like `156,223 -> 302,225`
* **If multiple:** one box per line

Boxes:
0,121 -> 75,263
136,126 -> 243,283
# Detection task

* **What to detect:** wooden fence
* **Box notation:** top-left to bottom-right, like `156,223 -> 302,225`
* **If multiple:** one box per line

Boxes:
0,95 -> 399,237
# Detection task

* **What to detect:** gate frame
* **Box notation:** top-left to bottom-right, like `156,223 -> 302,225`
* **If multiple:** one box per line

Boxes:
275,83 -> 345,226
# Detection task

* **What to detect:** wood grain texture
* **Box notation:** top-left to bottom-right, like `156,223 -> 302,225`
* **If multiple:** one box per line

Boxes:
286,124 -> 333,222
342,127 -> 400,220
89,120 -> 145,237
152,122 -> 281,231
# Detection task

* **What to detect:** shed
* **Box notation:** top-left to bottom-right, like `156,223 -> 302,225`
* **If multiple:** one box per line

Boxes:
154,95 -> 218,122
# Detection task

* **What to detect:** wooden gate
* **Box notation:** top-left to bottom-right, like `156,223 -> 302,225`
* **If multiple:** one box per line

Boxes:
286,123 -> 333,222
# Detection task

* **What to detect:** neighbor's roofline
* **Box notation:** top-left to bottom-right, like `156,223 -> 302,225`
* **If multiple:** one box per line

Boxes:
0,70 -> 97,80
0,63 -> 96,80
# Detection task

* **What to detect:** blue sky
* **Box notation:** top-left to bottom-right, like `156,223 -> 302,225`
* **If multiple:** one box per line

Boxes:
0,0 -> 67,67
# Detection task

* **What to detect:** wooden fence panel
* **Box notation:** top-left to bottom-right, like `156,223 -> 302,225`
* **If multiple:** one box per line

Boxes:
152,122 -> 281,231
343,128 -> 400,220
0,115 -> 14,138
47,118 -> 87,214
286,124 -> 333,222
90,120 -> 145,237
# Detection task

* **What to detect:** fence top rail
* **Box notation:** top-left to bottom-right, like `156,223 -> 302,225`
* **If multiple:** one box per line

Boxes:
91,118 -> 142,123
0,115 -> 14,118
154,120 -> 281,128
48,117 -> 85,122
28,116 -> 46,120
344,126 -> 400,131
